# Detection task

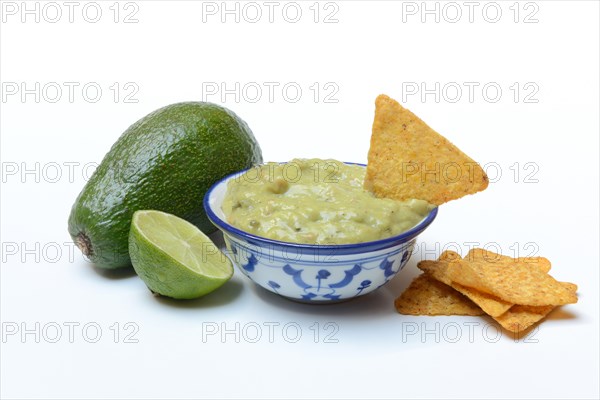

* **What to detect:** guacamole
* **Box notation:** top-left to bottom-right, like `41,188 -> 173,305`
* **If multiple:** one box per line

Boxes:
221,159 -> 434,245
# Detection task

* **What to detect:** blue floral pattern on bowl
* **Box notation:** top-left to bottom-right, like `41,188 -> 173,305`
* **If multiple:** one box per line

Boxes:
203,165 -> 438,303
223,235 -> 415,302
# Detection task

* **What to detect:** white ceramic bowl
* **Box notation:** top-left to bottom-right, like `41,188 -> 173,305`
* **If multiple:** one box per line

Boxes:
203,165 -> 438,303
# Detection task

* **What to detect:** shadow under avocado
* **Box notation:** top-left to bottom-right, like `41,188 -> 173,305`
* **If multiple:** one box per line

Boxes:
151,278 -> 244,309
91,263 -> 137,279
209,230 -> 226,248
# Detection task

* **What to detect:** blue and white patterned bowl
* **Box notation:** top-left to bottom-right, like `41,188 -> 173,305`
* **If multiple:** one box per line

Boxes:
203,166 -> 438,303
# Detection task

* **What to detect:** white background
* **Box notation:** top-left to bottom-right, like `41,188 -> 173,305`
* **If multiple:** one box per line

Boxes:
1,1 -> 599,399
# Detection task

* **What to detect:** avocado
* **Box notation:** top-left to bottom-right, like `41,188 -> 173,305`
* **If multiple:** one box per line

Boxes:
68,102 -> 263,269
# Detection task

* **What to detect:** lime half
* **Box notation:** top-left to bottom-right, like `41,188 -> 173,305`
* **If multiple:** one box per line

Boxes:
129,210 -> 233,299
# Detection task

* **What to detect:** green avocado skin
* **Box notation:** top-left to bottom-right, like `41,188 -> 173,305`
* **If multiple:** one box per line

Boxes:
68,102 -> 263,269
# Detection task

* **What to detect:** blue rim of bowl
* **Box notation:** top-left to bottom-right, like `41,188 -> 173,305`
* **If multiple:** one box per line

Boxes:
203,162 -> 438,255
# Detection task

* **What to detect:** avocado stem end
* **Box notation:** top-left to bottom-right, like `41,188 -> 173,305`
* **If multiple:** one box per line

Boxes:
75,232 -> 93,257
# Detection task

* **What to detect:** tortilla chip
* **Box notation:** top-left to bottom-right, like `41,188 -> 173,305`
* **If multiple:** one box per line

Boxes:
446,257 -> 578,306
493,305 -> 555,333
418,257 -> 513,317
561,282 -> 578,292
394,274 -> 484,316
439,250 -> 462,262
451,283 -> 513,317
466,248 -> 551,273
364,94 -> 489,205
407,249 -> 577,333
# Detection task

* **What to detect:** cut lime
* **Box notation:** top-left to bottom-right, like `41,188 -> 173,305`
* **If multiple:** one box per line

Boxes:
129,210 -> 233,299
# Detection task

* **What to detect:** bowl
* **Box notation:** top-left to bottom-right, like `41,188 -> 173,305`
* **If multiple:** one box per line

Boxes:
203,165 -> 438,303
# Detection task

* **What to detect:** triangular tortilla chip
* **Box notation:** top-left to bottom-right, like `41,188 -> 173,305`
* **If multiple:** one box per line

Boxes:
446,256 -> 578,306
418,255 -> 513,317
364,94 -> 489,205
492,305 -> 555,333
466,248 -> 551,273
394,274 -> 484,316
418,250 -> 559,317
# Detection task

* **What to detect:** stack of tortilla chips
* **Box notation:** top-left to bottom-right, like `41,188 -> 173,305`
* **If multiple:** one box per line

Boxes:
395,249 -> 578,332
